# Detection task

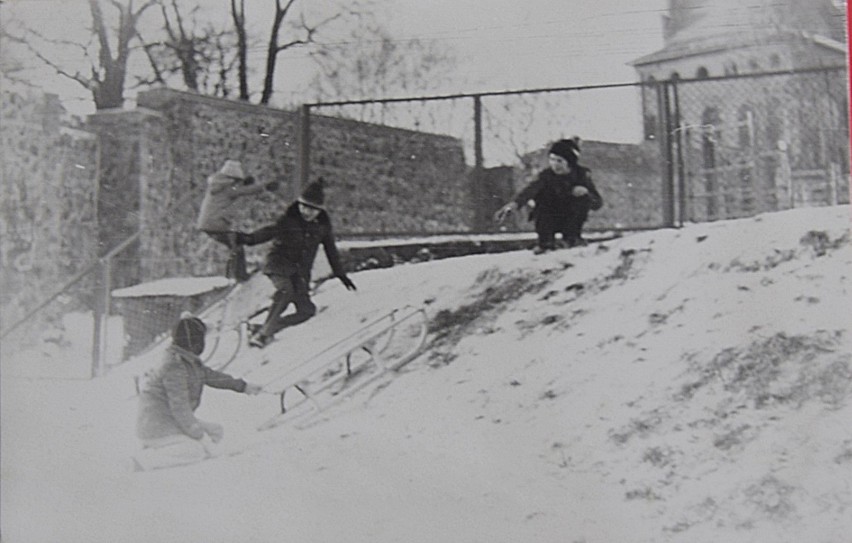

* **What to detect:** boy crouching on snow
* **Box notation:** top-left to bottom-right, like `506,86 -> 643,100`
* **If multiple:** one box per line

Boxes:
133,313 -> 262,471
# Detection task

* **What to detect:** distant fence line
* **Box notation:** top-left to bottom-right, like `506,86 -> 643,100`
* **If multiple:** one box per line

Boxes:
1,65 -> 848,377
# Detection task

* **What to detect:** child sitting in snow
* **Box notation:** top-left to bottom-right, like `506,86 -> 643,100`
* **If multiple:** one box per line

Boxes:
133,313 -> 262,471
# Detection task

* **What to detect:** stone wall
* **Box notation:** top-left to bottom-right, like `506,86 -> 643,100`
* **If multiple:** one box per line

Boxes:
90,89 -> 471,284
0,91 -> 99,328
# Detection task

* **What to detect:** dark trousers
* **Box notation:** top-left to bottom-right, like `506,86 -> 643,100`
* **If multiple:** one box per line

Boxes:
204,231 -> 248,281
535,203 -> 590,249
259,272 -> 317,337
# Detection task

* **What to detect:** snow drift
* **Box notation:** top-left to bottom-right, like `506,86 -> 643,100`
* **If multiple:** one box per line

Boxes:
2,205 -> 850,543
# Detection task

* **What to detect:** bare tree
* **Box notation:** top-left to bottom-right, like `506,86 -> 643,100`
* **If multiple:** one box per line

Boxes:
259,0 -> 339,104
0,22 -> 33,89
137,0 -> 237,96
310,23 -> 457,102
228,0 -> 356,104
9,0 -> 157,109
230,0 -> 250,101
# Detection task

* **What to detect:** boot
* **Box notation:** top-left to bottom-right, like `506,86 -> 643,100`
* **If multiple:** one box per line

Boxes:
226,244 -> 249,282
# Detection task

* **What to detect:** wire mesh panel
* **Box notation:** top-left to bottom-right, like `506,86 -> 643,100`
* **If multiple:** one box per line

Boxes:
307,81 -> 666,237
110,276 -> 233,361
479,84 -> 664,232
673,68 -> 849,222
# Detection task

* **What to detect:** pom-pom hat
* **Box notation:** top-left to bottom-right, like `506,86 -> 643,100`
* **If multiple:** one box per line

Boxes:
218,160 -> 246,179
549,138 -> 581,165
298,177 -> 326,209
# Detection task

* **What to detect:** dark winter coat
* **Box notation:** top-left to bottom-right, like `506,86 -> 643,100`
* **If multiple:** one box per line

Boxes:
136,345 -> 247,440
241,202 -> 347,281
513,166 -> 603,222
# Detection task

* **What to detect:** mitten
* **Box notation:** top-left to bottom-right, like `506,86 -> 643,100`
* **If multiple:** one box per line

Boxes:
339,275 -> 357,291
494,202 -> 518,223
243,383 -> 263,395
201,421 -> 224,443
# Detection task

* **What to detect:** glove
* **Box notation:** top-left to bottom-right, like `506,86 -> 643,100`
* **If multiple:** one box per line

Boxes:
494,202 -> 517,223
201,421 -> 224,443
339,275 -> 357,291
232,232 -> 250,245
572,185 -> 589,197
243,383 -> 263,395
265,181 -> 279,192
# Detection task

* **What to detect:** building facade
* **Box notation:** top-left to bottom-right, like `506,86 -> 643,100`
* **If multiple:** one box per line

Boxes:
631,0 -> 848,220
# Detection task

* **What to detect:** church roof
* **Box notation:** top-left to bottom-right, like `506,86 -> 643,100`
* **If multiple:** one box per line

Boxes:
630,29 -> 845,67
631,0 -> 846,67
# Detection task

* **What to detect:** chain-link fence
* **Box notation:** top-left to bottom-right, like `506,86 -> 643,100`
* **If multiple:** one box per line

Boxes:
3,65 -> 847,378
304,81 -> 665,236
646,66 -> 849,223
302,66 -> 848,235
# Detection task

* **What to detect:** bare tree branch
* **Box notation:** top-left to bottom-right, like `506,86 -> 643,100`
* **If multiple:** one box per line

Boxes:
231,0 -> 249,100
259,1 -> 341,105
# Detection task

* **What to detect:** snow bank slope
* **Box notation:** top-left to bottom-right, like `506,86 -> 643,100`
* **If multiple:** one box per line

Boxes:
1,205 -> 850,543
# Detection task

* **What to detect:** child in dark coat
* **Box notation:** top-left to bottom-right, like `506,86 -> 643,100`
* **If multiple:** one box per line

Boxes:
235,178 -> 357,348
496,138 -> 603,253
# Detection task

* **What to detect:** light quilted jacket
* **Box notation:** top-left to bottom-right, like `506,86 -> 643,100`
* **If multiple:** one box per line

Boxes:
136,346 -> 247,440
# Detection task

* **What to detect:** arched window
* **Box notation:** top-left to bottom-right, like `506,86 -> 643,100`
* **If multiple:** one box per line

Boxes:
702,107 -> 722,218
765,98 -> 783,149
643,76 -> 658,140
696,66 -> 709,79
670,71 -> 680,81
737,105 -> 754,149
724,62 -> 738,76
769,54 -> 781,68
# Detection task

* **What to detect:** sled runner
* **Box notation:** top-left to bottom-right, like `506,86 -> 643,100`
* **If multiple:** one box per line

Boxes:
256,306 -> 429,431
197,271 -> 274,370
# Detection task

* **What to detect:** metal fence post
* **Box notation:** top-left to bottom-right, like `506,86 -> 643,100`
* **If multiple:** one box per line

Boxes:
91,260 -> 104,378
662,82 -> 676,227
655,81 -> 676,228
99,256 -> 112,375
672,80 -> 686,226
297,105 -> 311,198
472,95 -> 485,231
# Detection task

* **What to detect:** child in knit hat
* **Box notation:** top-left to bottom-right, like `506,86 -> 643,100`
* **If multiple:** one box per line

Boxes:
233,178 -> 357,348
133,312 -> 262,471
495,137 -> 603,253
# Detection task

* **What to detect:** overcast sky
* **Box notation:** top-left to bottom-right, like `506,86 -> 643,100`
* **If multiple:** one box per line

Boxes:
2,0 -> 667,116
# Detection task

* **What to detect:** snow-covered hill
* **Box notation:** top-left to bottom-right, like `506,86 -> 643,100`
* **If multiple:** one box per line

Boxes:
2,205 -> 850,543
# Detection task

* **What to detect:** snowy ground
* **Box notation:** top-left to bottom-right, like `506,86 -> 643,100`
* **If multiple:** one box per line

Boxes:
2,205 -> 851,543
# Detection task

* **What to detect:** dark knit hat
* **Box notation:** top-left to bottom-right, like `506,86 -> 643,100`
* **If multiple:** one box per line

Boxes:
549,138 -> 581,165
298,177 -> 326,209
172,313 -> 207,355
